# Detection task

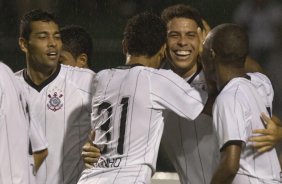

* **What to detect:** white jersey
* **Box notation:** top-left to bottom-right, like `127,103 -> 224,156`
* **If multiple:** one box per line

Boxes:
15,64 -> 95,184
161,69 -> 220,184
0,62 -> 36,184
78,65 -> 207,184
213,73 -> 281,184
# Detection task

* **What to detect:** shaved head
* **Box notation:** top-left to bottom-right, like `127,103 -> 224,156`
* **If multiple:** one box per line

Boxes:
205,23 -> 249,68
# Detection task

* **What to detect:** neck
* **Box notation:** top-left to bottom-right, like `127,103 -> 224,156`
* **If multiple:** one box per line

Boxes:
125,54 -> 159,68
26,63 -> 57,85
173,63 -> 198,79
217,67 -> 246,90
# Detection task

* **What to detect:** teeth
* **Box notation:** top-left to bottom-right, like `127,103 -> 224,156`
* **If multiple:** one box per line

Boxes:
47,52 -> 57,56
175,51 -> 191,56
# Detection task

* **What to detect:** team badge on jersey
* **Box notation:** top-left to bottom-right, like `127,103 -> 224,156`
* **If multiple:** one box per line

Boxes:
47,92 -> 64,112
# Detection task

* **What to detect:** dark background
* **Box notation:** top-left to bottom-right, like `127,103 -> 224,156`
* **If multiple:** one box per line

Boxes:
0,0 -> 242,72
1,0 -> 282,172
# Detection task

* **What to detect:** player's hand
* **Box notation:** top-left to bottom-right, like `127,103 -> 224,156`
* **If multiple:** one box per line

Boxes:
197,19 -> 211,55
81,130 -> 101,168
202,19 -> 211,35
249,113 -> 282,153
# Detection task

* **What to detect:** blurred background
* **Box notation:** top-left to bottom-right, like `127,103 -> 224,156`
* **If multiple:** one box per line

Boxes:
1,0 -> 282,171
0,0 -> 257,72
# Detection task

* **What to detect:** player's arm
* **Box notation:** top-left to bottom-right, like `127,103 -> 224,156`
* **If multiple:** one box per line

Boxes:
81,130 -> 101,168
33,149 -> 48,171
249,113 -> 282,153
211,141 -> 242,184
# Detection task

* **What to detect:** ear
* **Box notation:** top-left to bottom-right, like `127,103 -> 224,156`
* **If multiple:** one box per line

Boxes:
210,48 -> 216,59
122,39 -> 128,55
159,44 -> 166,61
76,53 -> 88,68
19,37 -> 28,53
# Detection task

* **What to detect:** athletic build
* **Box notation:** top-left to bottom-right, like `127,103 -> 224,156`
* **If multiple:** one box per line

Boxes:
201,23 -> 281,184
78,13 -> 207,184
16,10 -> 95,184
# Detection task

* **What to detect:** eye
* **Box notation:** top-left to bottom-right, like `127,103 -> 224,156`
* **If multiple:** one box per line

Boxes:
187,32 -> 196,38
54,33 -> 61,39
167,33 -> 179,38
37,33 -> 48,39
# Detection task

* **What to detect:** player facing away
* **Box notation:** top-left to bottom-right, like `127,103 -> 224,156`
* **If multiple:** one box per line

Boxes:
0,62 -> 47,184
77,12 -> 207,184
16,9 -> 95,184
201,23 -> 281,183
59,25 -> 93,68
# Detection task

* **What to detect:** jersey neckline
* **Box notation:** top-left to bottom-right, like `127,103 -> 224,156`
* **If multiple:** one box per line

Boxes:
115,63 -> 145,69
23,64 -> 61,92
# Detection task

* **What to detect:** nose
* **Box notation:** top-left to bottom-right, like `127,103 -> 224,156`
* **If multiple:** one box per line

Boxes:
48,36 -> 57,47
177,36 -> 188,46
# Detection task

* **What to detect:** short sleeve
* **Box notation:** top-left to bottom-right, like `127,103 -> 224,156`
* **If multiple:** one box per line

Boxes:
150,69 -> 207,120
213,94 -> 250,149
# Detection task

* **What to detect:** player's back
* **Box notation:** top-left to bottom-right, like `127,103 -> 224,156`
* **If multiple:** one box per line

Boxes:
79,65 -> 206,184
213,73 -> 281,183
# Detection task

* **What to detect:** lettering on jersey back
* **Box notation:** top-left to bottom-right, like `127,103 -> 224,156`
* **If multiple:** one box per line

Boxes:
94,157 -> 122,168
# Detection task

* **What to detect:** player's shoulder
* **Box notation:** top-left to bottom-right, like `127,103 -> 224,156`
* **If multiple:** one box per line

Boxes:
217,79 -> 244,102
61,64 -> 95,77
0,62 -> 14,76
58,64 -> 95,92
148,68 -> 180,78
60,64 -> 95,88
247,72 -> 273,94
0,62 -> 20,86
247,72 -> 271,86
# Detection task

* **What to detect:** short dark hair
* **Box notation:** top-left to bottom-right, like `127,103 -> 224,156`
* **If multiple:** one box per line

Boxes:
212,23 -> 249,67
123,12 -> 166,57
20,9 -> 59,40
161,4 -> 204,30
60,25 -> 93,66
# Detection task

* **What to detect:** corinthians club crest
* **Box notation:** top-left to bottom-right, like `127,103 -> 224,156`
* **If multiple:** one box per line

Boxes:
47,92 -> 63,112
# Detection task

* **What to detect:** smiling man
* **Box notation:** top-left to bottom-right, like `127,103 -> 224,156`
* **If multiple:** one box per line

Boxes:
15,9 -> 95,184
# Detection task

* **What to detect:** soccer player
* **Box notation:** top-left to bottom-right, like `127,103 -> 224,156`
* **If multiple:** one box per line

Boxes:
77,12 -> 207,184
201,23 -> 281,183
16,9 -> 95,184
0,62 -> 47,184
59,25 -> 93,68
159,5 -> 219,184
81,6 -> 218,184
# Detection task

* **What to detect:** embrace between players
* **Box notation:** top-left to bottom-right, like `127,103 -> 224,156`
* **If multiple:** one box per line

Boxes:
1,3 -> 282,184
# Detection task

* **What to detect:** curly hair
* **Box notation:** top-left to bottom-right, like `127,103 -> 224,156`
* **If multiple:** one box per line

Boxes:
123,12 -> 166,57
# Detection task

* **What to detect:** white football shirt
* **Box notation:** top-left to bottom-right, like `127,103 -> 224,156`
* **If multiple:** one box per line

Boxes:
161,69 -> 220,184
15,64 -> 95,184
213,73 -> 281,183
78,65 -> 207,184
0,62 -> 35,184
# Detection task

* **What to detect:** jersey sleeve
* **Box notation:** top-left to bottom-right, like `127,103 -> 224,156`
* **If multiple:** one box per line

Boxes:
213,94 -> 250,150
149,69 -> 207,120
248,72 -> 274,113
